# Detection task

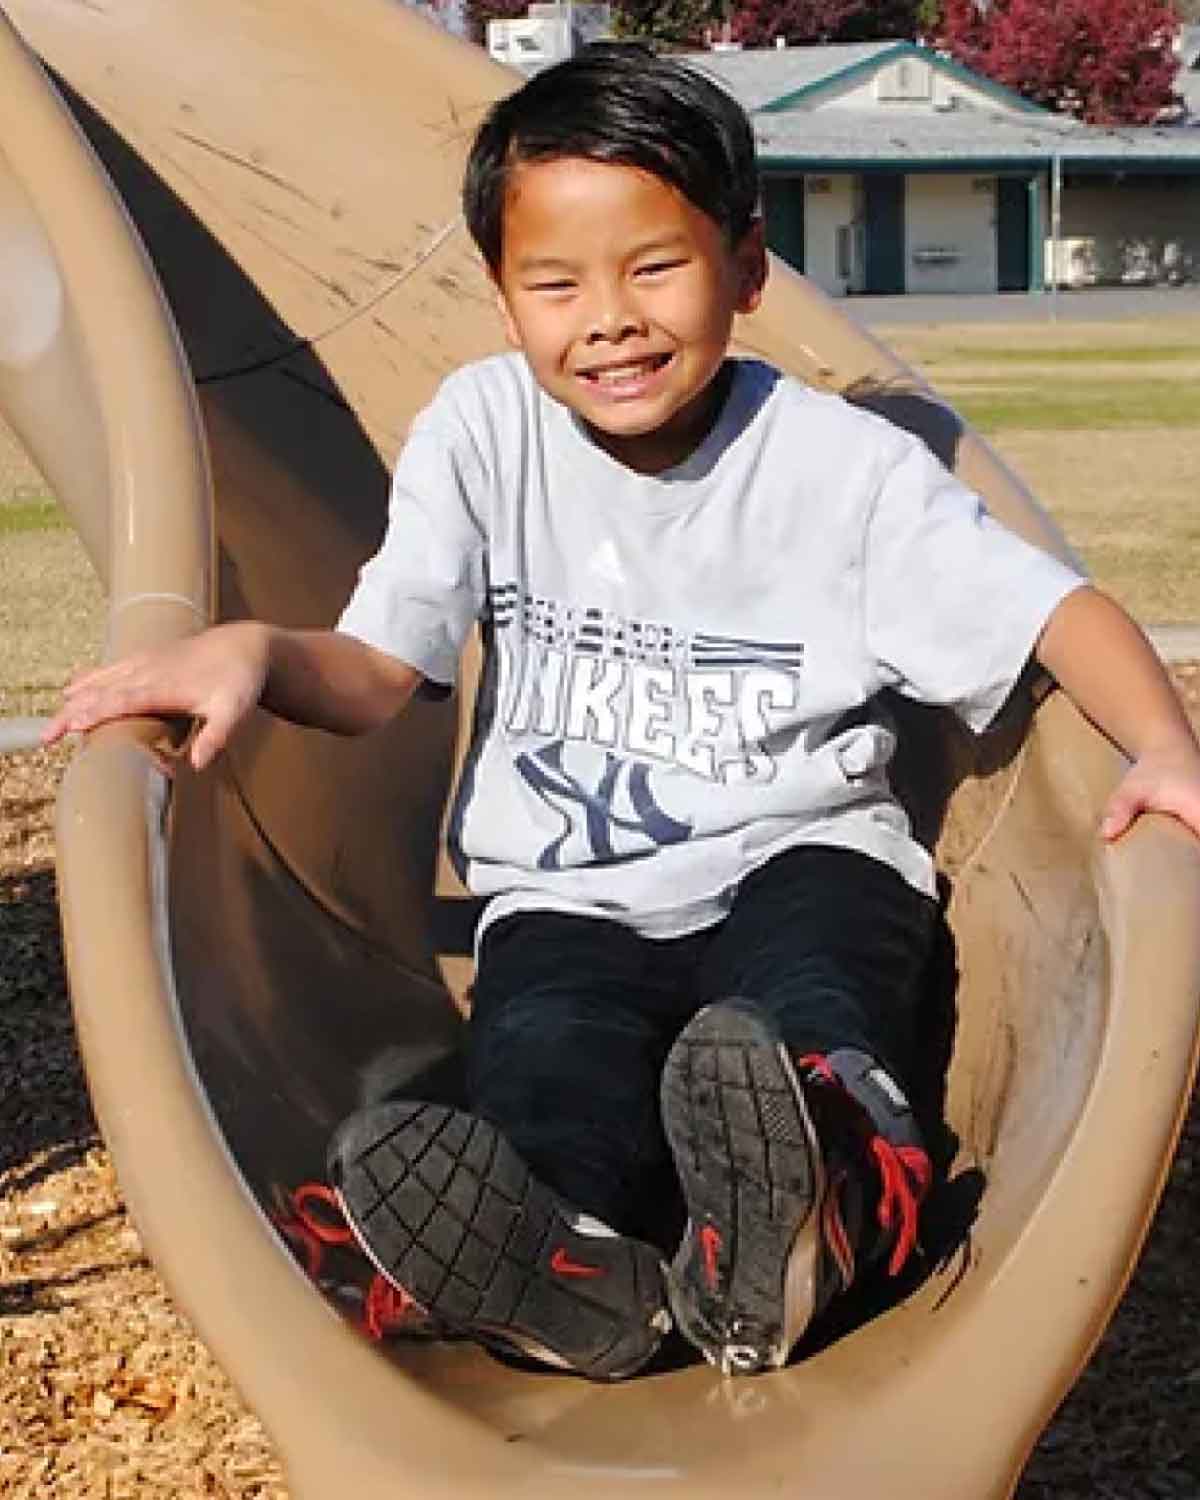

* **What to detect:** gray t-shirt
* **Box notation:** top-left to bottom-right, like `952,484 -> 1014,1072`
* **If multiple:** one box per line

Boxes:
339,354 -> 1084,940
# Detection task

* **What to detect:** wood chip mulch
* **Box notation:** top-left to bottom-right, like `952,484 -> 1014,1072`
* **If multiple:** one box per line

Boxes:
2,670 -> 1199,1499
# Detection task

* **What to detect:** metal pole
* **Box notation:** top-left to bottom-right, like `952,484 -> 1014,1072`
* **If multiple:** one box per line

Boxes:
1050,152 -> 1062,322
1027,171 -> 1043,295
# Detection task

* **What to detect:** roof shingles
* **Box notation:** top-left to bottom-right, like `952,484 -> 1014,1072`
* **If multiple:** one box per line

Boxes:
678,42 -> 1200,168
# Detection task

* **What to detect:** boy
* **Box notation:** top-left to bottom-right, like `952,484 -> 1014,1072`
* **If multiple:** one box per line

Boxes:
46,45 -> 1200,1382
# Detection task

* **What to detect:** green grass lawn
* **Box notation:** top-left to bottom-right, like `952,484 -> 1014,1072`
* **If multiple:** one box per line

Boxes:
0,490 -> 65,535
3,320 -> 1199,622
942,376 -> 1199,435
878,316 -> 1200,623
916,342 -> 1200,367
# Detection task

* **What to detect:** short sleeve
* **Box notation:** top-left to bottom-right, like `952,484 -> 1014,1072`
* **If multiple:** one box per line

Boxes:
337,404 -> 488,687
863,433 -> 1087,732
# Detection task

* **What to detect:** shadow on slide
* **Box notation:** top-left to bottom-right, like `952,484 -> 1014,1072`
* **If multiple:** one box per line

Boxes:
2,2 -> 1199,1496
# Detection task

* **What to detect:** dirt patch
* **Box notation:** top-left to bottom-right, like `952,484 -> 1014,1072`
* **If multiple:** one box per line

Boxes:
0,531 -> 104,721
878,315 -> 1200,363
867,319 -> 1200,624
984,427 -> 1200,624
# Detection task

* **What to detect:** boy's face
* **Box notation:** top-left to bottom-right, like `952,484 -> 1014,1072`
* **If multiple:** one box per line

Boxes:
493,157 -> 766,474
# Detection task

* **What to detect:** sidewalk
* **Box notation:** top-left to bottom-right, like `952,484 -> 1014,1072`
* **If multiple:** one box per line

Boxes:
1149,625 -> 1200,663
850,286 -> 1200,327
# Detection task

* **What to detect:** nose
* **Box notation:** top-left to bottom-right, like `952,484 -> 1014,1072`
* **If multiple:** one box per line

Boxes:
584,283 -> 645,344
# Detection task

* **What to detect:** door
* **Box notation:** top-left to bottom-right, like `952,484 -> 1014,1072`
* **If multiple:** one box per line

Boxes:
997,176 -> 1031,292
863,175 -> 905,294
762,175 -> 805,275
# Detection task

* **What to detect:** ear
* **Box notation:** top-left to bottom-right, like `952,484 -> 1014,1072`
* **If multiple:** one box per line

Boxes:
733,218 -> 768,314
492,276 -> 523,349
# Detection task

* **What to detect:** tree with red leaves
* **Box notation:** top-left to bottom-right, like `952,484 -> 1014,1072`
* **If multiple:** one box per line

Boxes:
469,0 -> 924,51
465,0 -> 529,45
613,0 -> 724,48
929,0 -> 1180,124
729,0 -> 923,47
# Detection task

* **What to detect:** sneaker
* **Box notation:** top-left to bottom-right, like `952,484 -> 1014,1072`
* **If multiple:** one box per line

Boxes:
660,1000 -> 931,1376
326,1101 -> 672,1381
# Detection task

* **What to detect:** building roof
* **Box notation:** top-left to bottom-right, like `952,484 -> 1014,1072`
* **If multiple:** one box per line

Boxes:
683,40 -> 1043,117
682,41 -> 901,112
755,104 -> 1200,171
679,37 -> 1200,167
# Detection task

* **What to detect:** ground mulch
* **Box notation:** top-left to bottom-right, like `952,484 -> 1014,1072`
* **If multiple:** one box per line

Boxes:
2,579 -> 1198,1495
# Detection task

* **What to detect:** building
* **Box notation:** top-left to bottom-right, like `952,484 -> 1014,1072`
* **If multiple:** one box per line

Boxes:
487,3 -> 611,76
685,41 -> 1200,296
1178,24 -> 1200,125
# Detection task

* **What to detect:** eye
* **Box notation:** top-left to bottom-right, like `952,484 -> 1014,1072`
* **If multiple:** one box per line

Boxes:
526,278 -> 576,294
635,259 -> 686,279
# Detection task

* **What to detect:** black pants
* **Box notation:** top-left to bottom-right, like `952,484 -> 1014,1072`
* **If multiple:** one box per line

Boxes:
467,846 -> 939,1246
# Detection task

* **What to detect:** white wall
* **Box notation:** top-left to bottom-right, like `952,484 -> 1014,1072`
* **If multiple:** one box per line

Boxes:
817,57 -> 1024,115
1046,180 -> 1200,286
905,175 -> 998,294
802,175 -> 856,296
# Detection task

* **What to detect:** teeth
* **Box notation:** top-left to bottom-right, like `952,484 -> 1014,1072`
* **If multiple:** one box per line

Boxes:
587,358 -> 663,386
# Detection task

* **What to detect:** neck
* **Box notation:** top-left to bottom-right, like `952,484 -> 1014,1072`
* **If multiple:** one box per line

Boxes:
585,361 -> 734,476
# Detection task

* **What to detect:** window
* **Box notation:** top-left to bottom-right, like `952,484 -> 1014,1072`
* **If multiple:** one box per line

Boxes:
836,224 -> 853,281
875,60 -> 931,102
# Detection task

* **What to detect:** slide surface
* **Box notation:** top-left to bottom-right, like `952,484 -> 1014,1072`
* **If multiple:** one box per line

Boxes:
2,3 -> 1199,1496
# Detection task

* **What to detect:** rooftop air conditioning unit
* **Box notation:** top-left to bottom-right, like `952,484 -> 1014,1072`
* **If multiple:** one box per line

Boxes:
486,15 -> 571,74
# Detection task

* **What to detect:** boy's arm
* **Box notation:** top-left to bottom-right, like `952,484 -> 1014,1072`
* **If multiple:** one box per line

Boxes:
1034,585 -> 1200,841
42,621 -> 422,771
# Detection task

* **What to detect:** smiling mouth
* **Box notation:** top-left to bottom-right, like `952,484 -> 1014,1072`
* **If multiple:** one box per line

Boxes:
578,353 -> 673,389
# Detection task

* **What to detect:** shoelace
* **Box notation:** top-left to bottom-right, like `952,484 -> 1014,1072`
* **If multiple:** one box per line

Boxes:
798,1052 -> 931,1280
870,1137 -> 932,1276
272,1181 -> 425,1340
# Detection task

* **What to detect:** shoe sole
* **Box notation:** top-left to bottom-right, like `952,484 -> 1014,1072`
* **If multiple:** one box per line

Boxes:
327,1102 -> 669,1380
661,1002 -> 824,1375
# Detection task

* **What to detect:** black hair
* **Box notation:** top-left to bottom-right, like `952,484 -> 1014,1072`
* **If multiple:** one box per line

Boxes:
463,42 -> 760,274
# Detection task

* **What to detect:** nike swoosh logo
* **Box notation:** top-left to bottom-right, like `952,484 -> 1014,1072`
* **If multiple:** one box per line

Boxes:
699,1224 -> 722,1290
550,1246 -> 606,1278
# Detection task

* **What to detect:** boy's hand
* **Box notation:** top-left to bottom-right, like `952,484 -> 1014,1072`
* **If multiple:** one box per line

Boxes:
1036,589 -> 1200,846
41,622 -> 270,772
1100,740 -> 1200,843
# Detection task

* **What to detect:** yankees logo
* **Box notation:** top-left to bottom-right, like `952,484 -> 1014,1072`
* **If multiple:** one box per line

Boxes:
515,741 -> 692,870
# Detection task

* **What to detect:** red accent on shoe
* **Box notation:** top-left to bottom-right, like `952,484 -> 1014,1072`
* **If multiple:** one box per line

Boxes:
291,1183 -> 356,1246
871,1138 -> 932,1277
699,1223 -> 722,1290
271,1182 -> 354,1280
363,1274 -> 424,1340
273,1181 -> 428,1341
550,1246 -> 606,1278
797,1051 -> 837,1083
274,1218 -> 325,1280
795,1053 -> 932,1280
820,1170 -> 856,1291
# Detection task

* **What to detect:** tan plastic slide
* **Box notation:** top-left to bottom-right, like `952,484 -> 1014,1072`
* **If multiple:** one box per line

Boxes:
3,2 -> 1200,1496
